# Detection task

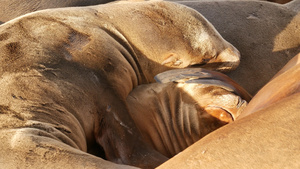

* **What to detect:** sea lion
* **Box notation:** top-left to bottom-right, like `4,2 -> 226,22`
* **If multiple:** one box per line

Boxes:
157,53 -> 300,169
157,94 -> 300,169
179,0 -> 300,95
126,68 -> 251,158
0,0 -> 113,23
238,52 -> 300,119
0,1 -> 240,168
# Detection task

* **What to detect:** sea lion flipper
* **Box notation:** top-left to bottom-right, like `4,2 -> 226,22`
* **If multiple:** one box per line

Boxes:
185,79 -> 236,93
154,68 -> 214,83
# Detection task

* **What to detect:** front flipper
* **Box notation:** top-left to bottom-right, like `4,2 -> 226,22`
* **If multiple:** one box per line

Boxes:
154,68 -> 214,83
155,68 -> 252,102
185,78 -> 236,93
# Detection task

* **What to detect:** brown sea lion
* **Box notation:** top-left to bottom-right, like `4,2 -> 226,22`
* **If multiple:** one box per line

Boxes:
126,68 -> 251,158
238,52 -> 300,119
157,94 -> 300,168
179,0 -> 300,95
157,53 -> 300,169
0,0 -> 113,23
0,1 -> 240,168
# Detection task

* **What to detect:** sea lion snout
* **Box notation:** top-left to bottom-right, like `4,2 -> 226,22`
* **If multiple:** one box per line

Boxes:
202,44 -> 241,72
218,45 -> 241,70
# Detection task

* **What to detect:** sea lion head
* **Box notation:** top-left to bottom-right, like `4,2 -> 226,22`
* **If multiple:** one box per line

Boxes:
155,68 -> 252,122
158,4 -> 241,73
181,83 -> 247,123
126,70 -> 249,157
108,1 -> 241,82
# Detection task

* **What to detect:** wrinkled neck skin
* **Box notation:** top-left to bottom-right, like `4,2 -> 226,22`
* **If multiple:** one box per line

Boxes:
0,1 -> 241,167
89,1 -> 241,81
97,22 -> 147,87
127,82 -> 246,157
0,4 -> 167,167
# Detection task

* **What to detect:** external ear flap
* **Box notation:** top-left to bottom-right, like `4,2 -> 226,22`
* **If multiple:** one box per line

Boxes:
154,68 -> 214,83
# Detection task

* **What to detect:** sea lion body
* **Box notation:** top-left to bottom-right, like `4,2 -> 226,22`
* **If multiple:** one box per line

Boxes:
285,0 -> 300,15
127,68 -> 251,158
0,0 -> 113,23
180,0 -> 300,95
157,94 -> 300,169
239,53 -> 300,118
0,1 -> 240,168
157,53 -> 300,169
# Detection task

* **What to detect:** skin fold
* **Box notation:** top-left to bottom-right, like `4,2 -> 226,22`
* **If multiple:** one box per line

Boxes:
0,1 -> 240,168
157,53 -> 300,169
180,0 -> 300,95
127,68 -> 251,158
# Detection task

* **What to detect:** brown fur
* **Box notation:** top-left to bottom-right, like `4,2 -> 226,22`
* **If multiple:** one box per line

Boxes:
286,0 -> 300,12
157,94 -> 300,168
0,0 -> 113,23
180,0 -> 300,95
239,53 -> 300,119
0,1 -> 239,168
157,53 -> 300,169
126,68 -> 251,158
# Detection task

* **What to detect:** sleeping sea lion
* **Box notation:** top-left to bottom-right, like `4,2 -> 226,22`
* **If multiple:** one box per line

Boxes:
157,94 -> 300,169
126,68 -> 251,158
0,0 -> 113,23
157,53 -> 300,169
179,0 -> 300,95
238,52 -> 300,119
0,1 -> 240,168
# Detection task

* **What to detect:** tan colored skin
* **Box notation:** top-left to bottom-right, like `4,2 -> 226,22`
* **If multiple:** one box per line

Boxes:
180,0 -> 300,95
157,53 -> 300,169
126,69 -> 251,158
0,0 -> 294,25
0,0 -> 113,23
272,52 -> 300,79
239,53 -> 300,119
157,93 -> 300,169
0,1 -> 240,168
